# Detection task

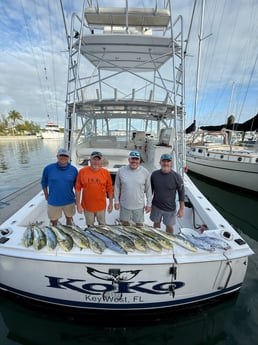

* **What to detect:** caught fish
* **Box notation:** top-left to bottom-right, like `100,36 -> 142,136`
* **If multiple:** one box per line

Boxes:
49,225 -> 73,252
111,225 -> 147,252
179,233 -> 214,252
32,226 -> 46,250
130,225 -> 173,250
193,234 -> 231,250
44,226 -> 57,250
83,230 -> 106,254
93,225 -> 135,252
126,226 -> 162,252
146,226 -> 197,252
87,228 -> 127,254
23,224 -> 34,247
57,224 -> 90,250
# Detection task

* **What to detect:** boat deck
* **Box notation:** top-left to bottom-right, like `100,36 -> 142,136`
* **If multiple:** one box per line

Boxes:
0,180 -> 41,225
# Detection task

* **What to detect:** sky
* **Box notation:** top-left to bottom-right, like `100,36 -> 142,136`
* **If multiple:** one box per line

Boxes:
0,0 -> 258,128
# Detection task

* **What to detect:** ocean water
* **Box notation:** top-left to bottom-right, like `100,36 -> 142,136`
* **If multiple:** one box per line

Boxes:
0,138 -> 258,345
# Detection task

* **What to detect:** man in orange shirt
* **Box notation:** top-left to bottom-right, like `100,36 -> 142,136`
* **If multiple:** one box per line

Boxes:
75,151 -> 113,227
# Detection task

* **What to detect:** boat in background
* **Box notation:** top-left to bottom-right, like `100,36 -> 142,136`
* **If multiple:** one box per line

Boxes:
40,122 -> 64,139
186,116 -> 258,193
0,0 -> 253,315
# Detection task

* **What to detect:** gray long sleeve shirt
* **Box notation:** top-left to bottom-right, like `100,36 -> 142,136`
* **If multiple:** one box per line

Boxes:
114,165 -> 152,209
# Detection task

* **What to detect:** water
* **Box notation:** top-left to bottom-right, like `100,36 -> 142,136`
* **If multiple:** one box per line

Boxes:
0,138 -> 63,198
0,138 -> 258,345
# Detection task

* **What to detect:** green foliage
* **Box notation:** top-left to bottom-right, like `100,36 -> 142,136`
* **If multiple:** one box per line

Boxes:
0,110 -> 41,135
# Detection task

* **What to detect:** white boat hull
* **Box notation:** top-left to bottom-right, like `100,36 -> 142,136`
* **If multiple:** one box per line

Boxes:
41,131 -> 64,140
0,253 -> 247,311
186,154 -> 258,192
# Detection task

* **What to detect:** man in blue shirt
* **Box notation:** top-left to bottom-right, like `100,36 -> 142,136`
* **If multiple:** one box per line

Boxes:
41,148 -> 78,226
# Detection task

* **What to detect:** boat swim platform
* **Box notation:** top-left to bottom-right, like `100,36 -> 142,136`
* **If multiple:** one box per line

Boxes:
0,180 -> 41,225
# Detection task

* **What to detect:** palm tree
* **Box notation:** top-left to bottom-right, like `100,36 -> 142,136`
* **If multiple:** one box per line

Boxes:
7,110 -> 23,135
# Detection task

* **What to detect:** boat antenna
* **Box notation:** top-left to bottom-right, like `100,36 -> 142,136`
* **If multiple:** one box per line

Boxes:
226,81 -> 235,120
184,0 -> 198,57
59,0 -> 70,48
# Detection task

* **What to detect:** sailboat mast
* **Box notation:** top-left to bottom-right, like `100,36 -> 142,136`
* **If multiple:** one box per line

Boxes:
193,0 -> 206,124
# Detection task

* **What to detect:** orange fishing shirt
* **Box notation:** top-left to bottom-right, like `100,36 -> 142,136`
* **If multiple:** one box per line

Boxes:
75,167 -> 113,212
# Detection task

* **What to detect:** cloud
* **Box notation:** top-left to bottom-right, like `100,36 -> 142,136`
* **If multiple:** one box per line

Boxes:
0,0 -> 257,128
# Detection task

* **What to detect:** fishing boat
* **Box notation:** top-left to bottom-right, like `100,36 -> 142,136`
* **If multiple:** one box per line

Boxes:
0,0 -> 253,315
40,122 -> 64,139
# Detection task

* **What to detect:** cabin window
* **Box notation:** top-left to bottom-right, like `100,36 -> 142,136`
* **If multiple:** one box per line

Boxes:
220,155 -> 224,159
237,157 -> 242,162
198,149 -> 203,153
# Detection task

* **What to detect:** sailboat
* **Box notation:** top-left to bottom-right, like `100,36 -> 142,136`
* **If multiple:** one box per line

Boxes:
185,1 -> 258,193
0,0 -> 253,315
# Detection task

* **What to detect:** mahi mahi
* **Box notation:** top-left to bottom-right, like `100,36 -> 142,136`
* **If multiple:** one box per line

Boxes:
32,225 -> 46,250
23,224 -> 34,247
145,225 -> 198,252
57,224 -> 90,250
87,228 -> 127,254
110,225 -> 147,252
93,225 -> 135,252
44,226 -> 57,250
49,225 -> 73,252
130,225 -> 173,250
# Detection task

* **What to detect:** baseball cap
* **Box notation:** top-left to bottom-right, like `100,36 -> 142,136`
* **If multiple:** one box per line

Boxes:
129,151 -> 140,158
161,153 -> 172,161
57,148 -> 70,157
91,151 -> 102,158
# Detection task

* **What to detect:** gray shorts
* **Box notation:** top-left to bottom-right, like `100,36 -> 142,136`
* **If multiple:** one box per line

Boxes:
48,203 -> 75,221
120,206 -> 144,224
150,204 -> 176,226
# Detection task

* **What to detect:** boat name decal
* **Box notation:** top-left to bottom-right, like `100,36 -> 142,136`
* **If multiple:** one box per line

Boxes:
45,276 -> 185,295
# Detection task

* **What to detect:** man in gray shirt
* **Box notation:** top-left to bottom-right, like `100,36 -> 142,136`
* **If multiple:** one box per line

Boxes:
114,151 -> 152,226
150,153 -> 185,233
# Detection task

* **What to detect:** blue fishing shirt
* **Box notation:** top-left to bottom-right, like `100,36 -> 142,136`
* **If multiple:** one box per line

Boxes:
41,162 -> 78,206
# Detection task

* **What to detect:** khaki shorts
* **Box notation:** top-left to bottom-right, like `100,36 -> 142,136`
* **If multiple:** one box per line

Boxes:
48,203 -> 75,221
84,209 -> 105,227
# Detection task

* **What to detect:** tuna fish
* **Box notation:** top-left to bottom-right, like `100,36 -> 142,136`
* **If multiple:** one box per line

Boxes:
83,230 -> 106,254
